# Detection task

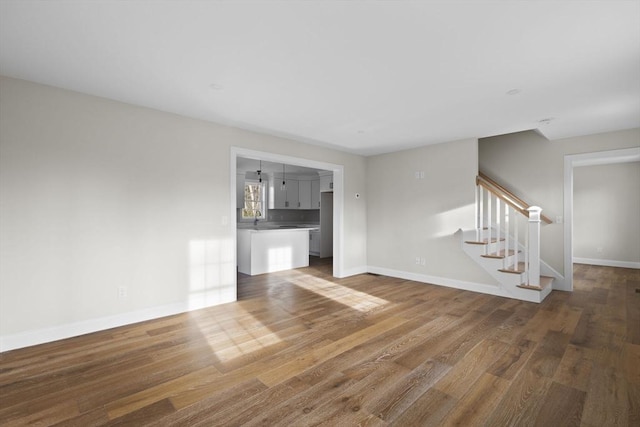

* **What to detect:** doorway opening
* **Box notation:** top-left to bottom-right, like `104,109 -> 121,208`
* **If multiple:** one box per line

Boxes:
563,146 -> 640,291
231,147 -> 345,294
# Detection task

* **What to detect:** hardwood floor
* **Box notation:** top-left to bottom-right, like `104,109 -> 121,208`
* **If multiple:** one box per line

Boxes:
1,259 -> 638,426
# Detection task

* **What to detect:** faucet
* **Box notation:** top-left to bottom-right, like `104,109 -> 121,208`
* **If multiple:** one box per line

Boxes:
254,216 -> 259,227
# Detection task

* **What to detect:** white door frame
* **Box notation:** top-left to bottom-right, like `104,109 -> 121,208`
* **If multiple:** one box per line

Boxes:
230,147 -> 345,286
563,146 -> 640,291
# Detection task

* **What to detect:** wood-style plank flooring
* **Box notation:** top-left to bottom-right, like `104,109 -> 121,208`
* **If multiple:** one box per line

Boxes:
0,259 -> 638,426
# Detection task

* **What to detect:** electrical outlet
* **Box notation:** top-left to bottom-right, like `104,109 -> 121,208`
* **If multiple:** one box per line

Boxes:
420,258 -> 426,266
415,257 -> 421,265
596,247 -> 604,254
118,286 -> 127,300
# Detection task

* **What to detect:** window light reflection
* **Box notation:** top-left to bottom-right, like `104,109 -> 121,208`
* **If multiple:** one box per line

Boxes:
287,271 -> 389,312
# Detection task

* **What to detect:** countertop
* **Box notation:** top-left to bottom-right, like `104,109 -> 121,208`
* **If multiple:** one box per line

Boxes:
237,223 -> 320,232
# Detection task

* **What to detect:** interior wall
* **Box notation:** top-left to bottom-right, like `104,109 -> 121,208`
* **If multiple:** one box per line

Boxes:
573,161 -> 640,266
479,128 -> 640,274
366,138 -> 497,285
0,76 -> 367,346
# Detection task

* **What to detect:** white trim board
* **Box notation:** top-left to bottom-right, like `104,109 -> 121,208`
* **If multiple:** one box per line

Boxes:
367,266 -> 550,303
339,265 -> 369,278
367,266 -> 504,297
0,297 -> 226,353
573,258 -> 640,270
563,147 -> 640,292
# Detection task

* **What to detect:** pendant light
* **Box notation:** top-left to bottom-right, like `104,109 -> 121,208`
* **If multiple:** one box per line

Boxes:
281,164 -> 286,191
257,160 -> 262,183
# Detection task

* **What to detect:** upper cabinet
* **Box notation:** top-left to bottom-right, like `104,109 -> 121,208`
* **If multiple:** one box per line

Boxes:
298,180 -> 312,209
311,179 -> 320,209
298,178 -> 321,209
285,179 -> 299,208
266,172 -> 324,210
319,171 -> 333,192
270,176 -> 299,209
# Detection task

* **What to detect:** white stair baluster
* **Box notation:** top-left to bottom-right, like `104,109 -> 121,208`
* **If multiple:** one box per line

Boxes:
496,199 -> 501,257
487,193 -> 492,255
504,204 -> 509,270
513,214 -> 518,271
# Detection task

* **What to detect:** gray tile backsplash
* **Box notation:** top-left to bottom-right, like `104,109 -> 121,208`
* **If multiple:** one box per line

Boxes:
237,209 -> 319,224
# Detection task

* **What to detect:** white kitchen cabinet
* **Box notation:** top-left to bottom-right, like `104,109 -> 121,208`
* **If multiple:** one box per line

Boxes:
311,179 -> 320,209
269,173 -> 322,210
270,177 -> 298,209
298,180 -> 311,209
298,178 -> 320,210
319,172 -> 333,192
285,179 -> 299,209
238,228 -> 311,275
309,230 -> 320,256
271,179 -> 286,209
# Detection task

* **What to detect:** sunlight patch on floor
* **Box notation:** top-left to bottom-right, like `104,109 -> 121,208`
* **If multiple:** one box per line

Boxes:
288,270 -> 389,312
192,305 -> 283,363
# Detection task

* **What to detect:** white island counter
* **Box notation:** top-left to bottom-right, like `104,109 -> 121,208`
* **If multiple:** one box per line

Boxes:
237,227 -> 318,275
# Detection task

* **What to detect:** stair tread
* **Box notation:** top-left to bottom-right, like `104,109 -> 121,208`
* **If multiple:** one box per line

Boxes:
482,249 -> 519,259
464,237 -> 505,245
499,262 -> 526,274
517,276 -> 554,291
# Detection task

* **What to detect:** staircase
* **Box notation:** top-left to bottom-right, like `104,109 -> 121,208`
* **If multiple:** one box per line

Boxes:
460,173 -> 561,303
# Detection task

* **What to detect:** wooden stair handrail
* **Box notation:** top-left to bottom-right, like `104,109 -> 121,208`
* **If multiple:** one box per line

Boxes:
477,172 -> 552,224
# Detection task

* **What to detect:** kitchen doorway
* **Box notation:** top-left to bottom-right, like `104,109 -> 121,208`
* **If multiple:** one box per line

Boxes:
231,147 -> 345,281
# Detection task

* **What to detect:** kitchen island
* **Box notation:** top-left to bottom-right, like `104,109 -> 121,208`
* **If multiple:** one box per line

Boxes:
237,226 -> 318,276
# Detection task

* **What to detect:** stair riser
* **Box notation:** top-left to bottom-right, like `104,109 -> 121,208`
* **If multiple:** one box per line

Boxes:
460,228 -> 554,303
462,239 -> 525,286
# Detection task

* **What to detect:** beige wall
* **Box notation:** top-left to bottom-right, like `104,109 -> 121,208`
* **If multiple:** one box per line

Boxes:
4,73 -> 637,348
573,162 -> 640,265
0,76 -> 367,342
479,128 -> 640,274
366,138 -> 497,284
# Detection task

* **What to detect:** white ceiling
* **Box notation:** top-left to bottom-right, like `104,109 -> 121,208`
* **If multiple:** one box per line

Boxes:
1,1 -> 638,156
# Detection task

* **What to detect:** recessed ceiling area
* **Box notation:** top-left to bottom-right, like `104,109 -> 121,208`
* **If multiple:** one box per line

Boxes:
1,1 -> 638,155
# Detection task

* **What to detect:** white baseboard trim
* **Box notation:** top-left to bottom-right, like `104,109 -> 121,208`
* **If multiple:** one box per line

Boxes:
367,266 -> 503,297
336,265 -> 369,278
573,258 -> 640,269
0,297 -> 233,353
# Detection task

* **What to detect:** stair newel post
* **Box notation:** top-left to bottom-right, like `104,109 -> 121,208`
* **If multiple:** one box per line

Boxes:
478,185 -> 484,241
527,206 -> 542,287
